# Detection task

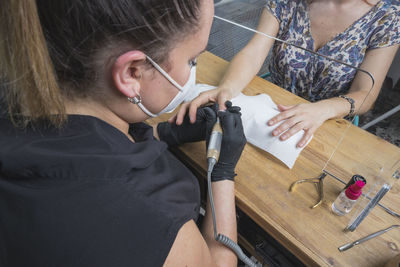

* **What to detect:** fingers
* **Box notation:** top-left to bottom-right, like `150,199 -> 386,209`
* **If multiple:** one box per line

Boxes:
278,122 -> 304,141
271,117 -> 298,137
227,106 -> 241,114
170,89 -> 225,125
198,106 -> 217,124
218,110 -> 235,134
232,109 -> 244,133
277,104 -> 293,111
273,120 -> 314,148
297,128 -> 315,148
188,99 -> 206,124
266,102 -> 319,147
210,102 -> 219,115
218,103 -> 244,135
188,89 -> 221,122
226,101 -> 241,115
173,102 -> 190,125
217,91 -> 231,111
218,101 -> 227,111
168,114 -> 177,124
205,101 -> 239,124
268,109 -> 296,126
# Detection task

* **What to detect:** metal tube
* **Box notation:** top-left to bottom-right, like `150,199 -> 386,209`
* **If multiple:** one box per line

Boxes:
339,225 -> 400,251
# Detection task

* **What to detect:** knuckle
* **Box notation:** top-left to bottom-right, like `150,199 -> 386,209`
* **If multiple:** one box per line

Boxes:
287,117 -> 297,125
280,123 -> 289,131
288,127 -> 298,135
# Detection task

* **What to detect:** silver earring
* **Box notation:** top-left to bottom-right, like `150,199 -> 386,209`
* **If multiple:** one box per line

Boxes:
128,95 -> 141,104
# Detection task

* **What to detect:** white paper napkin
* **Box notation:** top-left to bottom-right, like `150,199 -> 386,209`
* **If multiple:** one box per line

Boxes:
188,84 -> 312,168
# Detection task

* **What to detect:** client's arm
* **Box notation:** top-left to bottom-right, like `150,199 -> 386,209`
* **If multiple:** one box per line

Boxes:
268,44 -> 399,148
171,8 -> 279,124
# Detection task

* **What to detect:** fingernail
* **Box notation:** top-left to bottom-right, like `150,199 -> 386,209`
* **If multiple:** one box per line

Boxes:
268,121 -> 273,126
281,135 -> 287,140
273,130 -> 278,136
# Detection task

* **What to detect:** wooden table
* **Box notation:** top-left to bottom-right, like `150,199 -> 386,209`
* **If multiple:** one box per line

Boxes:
148,52 -> 400,266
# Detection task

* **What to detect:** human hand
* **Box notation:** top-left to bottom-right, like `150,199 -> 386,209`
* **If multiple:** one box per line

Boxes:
157,105 -> 217,147
211,101 -> 246,182
267,102 -> 331,148
168,88 -> 234,125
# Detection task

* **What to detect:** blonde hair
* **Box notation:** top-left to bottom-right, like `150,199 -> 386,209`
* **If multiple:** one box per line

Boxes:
0,0 -> 66,127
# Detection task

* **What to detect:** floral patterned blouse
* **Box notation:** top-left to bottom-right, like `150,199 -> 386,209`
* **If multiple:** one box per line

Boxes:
266,0 -> 400,102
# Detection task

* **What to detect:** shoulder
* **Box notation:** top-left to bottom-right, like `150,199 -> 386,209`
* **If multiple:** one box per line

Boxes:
265,0 -> 302,20
363,0 -> 400,49
265,0 -> 303,10
387,0 -> 400,11
376,0 -> 400,19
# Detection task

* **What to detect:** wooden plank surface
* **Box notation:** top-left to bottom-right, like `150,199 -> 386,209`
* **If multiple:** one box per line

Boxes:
147,52 -> 400,266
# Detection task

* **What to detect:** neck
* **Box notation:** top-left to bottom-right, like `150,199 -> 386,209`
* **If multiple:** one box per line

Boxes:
64,97 -> 134,142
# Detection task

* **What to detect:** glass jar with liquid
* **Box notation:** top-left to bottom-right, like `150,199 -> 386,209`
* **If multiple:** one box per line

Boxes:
332,180 -> 365,216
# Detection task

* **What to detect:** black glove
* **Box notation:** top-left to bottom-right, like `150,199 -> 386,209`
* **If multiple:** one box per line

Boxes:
211,101 -> 246,182
157,105 -> 218,147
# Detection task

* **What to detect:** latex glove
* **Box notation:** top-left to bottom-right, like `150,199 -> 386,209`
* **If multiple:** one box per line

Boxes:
157,105 -> 217,147
211,101 -> 246,182
168,88 -> 234,125
267,102 -> 330,148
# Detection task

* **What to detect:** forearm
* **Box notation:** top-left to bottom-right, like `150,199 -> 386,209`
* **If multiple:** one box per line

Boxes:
218,9 -> 278,99
202,180 -> 237,267
318,90 -> 372,120
322,45 -> 400,119
218,48 -> 267,98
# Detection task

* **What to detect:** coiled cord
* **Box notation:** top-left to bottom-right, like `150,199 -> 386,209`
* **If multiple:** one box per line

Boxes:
207,159 -> 259,267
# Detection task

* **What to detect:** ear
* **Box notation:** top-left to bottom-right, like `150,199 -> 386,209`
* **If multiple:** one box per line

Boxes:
112,51 -> 147,98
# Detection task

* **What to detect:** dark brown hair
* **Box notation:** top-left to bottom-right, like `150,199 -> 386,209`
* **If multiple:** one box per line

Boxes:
0,0 -> 201,127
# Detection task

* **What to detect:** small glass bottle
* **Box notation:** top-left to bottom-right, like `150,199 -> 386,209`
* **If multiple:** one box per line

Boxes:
332,180 -> 365,216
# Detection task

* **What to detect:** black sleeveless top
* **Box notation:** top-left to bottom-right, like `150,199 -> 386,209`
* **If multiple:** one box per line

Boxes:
0,115 -> 201,267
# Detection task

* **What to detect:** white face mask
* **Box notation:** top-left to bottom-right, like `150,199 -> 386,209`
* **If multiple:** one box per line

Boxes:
135,56 -> 197,118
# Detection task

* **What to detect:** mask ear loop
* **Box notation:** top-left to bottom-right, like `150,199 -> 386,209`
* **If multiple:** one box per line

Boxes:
126,72 -> 157,117
127,55 -> 185,104
146,56 -> 184,92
